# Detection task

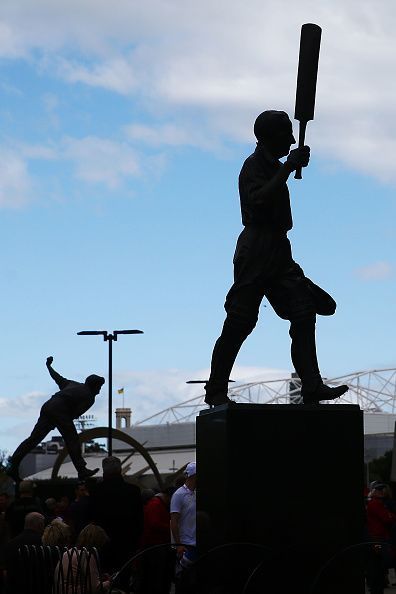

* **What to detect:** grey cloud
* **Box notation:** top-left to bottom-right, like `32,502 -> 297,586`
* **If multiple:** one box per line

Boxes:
0,391 -> 47,415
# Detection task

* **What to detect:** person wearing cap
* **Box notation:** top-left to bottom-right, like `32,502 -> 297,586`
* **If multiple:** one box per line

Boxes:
8,356 -> 105,482
204,110 -> 348,407
170,462 -> 197,567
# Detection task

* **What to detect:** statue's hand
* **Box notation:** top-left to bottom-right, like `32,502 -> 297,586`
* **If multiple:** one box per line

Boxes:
286,145 -> 310,170
46,356 -> 54,366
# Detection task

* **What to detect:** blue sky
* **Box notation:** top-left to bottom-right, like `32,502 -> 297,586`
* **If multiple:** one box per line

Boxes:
0,0 -> 395,454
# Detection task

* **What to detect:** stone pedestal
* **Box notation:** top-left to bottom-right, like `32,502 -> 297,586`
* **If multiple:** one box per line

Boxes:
196,404 -> 365,594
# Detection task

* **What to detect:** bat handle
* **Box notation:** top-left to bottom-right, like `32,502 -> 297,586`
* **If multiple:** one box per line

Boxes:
294,120 -> 307,180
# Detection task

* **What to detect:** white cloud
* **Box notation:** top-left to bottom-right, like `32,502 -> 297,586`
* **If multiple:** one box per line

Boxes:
58,57 -> 137,95
126,123 -> 193,147
355,261 -> 393,281
62,136 -> 141,189
0,150 -> 32,207
0,136 -> 143,202
18,143 -> 58,160
0,21 -> 26,58
0,390 -> 47,416
108,365 -> 290,424
125,122 -> 223,153
2,1 -> 396,180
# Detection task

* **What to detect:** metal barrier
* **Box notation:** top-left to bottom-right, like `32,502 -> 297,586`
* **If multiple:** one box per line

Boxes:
16,545 -> 104,594
107,540 -> 376,594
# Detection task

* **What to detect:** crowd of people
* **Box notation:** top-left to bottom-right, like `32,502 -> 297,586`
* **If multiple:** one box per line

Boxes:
0,457 -> 197,594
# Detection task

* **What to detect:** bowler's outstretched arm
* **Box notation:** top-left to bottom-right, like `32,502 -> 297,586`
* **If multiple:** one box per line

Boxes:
46,356 -> 69,389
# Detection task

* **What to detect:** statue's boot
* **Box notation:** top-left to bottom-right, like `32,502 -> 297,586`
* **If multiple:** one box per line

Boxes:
78,467 -> 99,479
290,316 -> 348,404
302,383 -> 349,404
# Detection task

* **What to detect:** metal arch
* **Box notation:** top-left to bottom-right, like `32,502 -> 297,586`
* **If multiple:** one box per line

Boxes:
134,367 -> 396,425
51,426 -> 164,490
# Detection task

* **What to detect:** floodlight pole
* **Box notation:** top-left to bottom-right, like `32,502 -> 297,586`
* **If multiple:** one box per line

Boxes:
77,329 -> 143,455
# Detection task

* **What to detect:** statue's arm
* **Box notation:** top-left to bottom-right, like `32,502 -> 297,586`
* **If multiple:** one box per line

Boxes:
244,147 -> 309,207
46,356 -> 69,389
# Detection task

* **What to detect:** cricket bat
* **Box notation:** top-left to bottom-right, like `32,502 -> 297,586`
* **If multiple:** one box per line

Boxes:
294,23 -> 322,179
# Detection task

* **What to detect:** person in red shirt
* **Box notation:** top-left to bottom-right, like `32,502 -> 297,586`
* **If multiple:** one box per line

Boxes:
139,487 -> 175,594
367,484 -> 396,541
366,483 -> 396,594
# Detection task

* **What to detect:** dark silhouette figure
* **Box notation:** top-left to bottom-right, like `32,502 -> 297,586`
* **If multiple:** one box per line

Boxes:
8,357 -> 105,481
204,110 -> 348,406
88,456 -> 144,575
4,480 -> 43,539
4,511 -> 45,594
68,482 -> 90,539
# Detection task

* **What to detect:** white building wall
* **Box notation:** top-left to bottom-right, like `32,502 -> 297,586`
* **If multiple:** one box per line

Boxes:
364,413 -> 396,435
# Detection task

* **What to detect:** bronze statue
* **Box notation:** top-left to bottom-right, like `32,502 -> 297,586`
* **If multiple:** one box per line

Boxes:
204,110 -> 348,407
8,357 -> 105,481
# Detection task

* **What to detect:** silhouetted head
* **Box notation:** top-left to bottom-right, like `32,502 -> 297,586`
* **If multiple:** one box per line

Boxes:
85,374 -> 105,395
24,512 -> 45,534
42,519 -> 72,547
141,488 -> 155,504
76,523 -> 109,550
370,483 -> 390,499
75,481 -> 89,500
254,110 -> 296,158
19,480 -> 35,498
102,455 -> 122,478
45,497 -> 57,513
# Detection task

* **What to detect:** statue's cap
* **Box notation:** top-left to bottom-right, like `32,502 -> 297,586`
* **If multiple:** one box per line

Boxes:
254,110 -> 290,141
85,374 -> 105,387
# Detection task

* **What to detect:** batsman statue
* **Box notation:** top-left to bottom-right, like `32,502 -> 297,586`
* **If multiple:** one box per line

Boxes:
8,357 -> 105,481
204,110 -> 348,407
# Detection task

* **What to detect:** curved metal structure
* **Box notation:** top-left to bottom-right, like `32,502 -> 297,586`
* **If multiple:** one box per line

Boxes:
51,426 -> 164,489
134,367 -> 396,425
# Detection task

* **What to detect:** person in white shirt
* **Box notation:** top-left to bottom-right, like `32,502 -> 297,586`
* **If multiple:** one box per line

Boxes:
170,462 -> 196,562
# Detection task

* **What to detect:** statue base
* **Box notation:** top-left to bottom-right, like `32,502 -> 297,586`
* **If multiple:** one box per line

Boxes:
196,403 -> 365,594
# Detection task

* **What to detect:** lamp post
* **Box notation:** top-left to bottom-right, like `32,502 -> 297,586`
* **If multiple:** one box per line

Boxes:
77,329 -> 143,455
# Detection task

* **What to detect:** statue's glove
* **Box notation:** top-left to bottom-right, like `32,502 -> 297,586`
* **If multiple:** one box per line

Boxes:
286,145 -> 310,171
46,356 -> 54,366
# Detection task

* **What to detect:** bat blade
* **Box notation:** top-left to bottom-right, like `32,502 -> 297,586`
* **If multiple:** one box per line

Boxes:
294,23 -> 322,123
294,23 -> 322,179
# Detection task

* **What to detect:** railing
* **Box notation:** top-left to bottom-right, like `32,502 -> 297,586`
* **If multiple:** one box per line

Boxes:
15,545 -> 104,594
108,540 -> 386,594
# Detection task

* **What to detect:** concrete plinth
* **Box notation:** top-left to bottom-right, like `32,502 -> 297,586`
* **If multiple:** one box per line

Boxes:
196,404 -> 365,594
